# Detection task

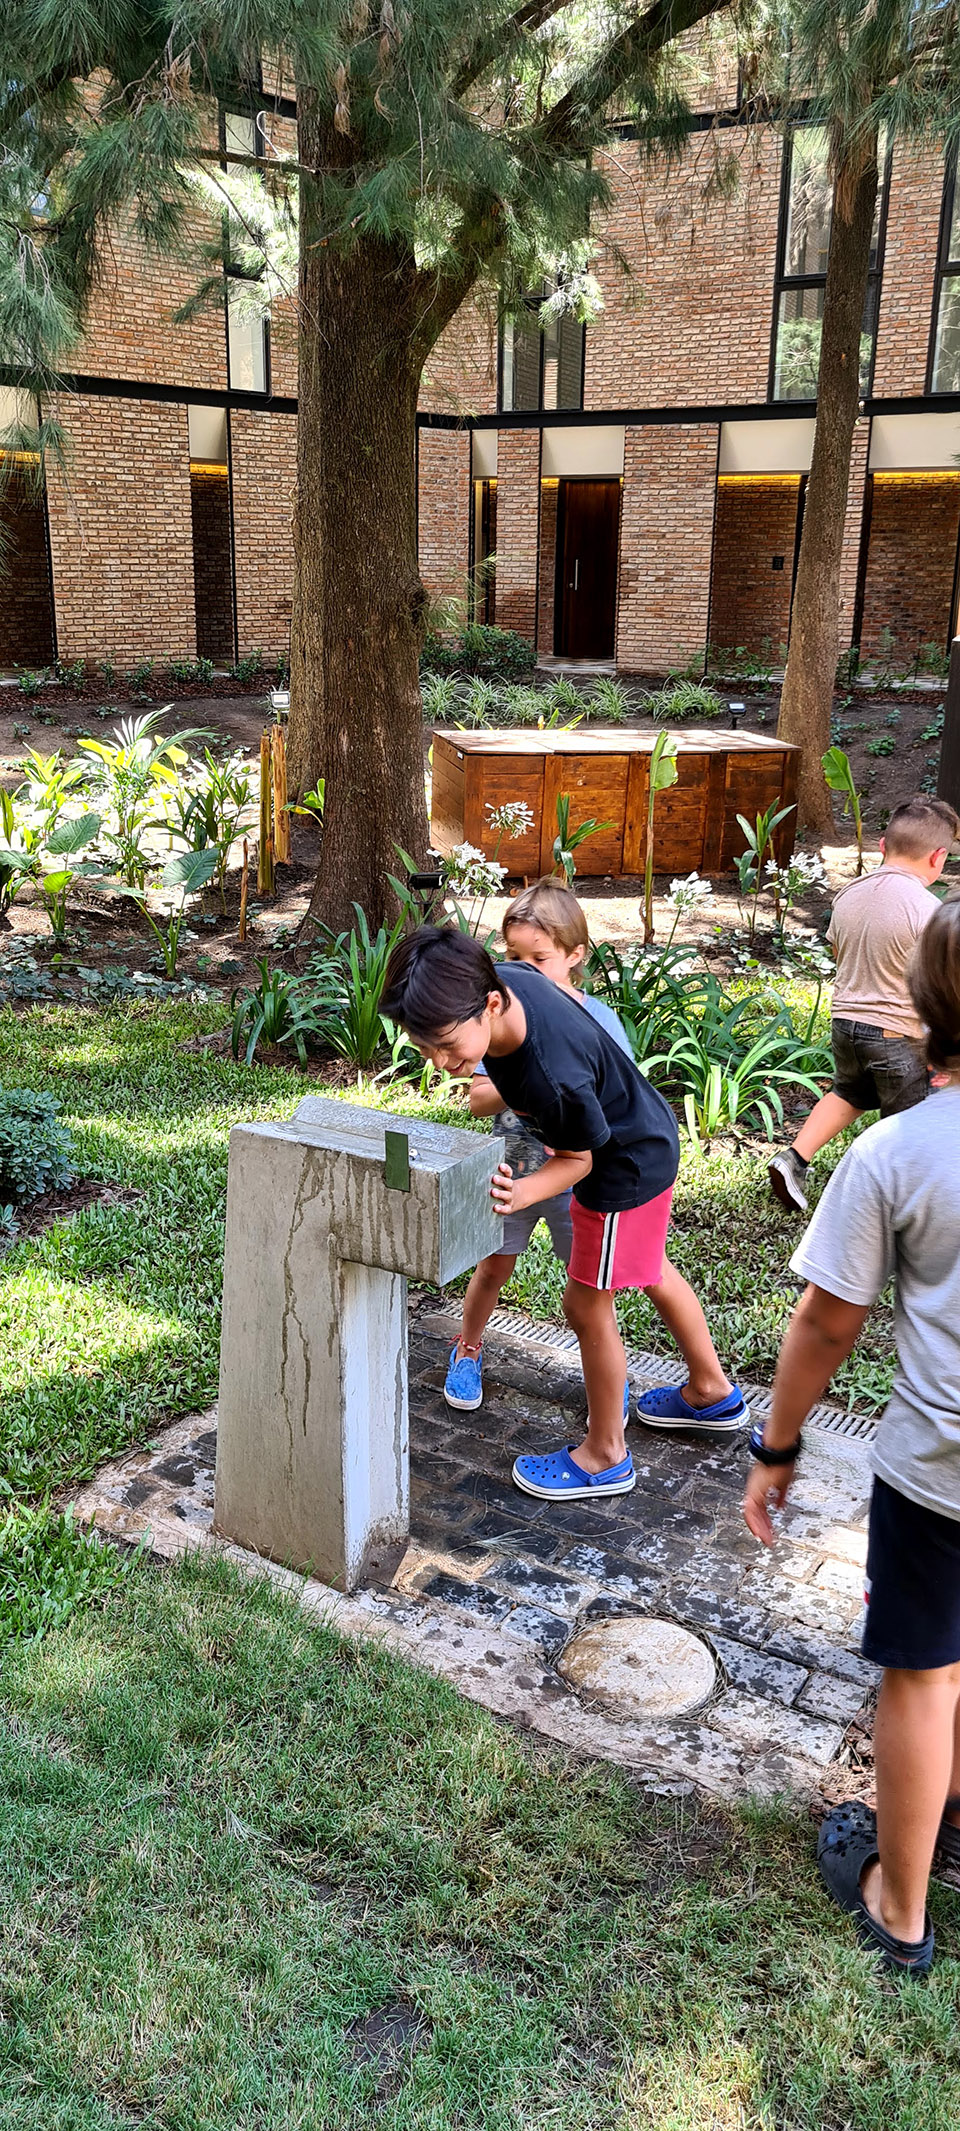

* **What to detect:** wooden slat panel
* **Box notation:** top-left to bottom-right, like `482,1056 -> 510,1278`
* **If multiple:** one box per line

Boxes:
621,755 -> 648,874
653,753 -> 709,873
538,750 -> 629,876
465,755 -> 546,874
429,735 -> 466,857
720,752 -> 787,871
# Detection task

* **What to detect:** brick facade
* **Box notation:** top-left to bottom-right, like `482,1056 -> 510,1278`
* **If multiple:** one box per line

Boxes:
616,424 -> 718,672
0,464 -> 56,668
494,429 -> 541,642
709,477 -> 801,656
860,475 -> 960,658
228,409 -> 297,660
45,396 -> 196,663
417,428 -> 471,605
872,144 -> 945,399
190,470 -> 235,660
838,418 -> 872,653
538,482 -> 560,654
74,215 -> 227,391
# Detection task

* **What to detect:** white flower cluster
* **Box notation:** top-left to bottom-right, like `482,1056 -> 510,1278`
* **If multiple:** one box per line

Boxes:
667,871 -> 715,912
765,853 -> 828,892
486,799 -> 535,839
444,842 -> 508,897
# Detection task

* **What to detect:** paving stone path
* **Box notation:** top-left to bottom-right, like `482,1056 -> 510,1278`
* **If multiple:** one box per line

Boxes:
69,1307 -> 880,1803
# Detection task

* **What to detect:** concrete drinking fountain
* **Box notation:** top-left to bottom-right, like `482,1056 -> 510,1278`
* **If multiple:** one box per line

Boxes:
214,1093 -> 503,1593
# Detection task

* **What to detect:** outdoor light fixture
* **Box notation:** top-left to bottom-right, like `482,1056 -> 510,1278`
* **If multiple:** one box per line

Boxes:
409,867 -> 444,923
728,700 -> 746,729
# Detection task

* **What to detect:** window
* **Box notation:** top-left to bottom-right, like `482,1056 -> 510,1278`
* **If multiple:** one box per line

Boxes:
929,157 -> 960,394
500,293 -> 585,412
770,127 -> 888,402
222,112 -> 269,394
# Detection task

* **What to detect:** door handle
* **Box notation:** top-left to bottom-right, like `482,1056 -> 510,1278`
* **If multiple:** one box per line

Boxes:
573,558 -> 579,591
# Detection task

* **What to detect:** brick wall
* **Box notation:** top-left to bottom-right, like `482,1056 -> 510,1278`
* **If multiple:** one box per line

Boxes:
873,144 -> 945,398
860,475 -> 960,658
586,130 -> 782,411
709,477 -> 800,655
538,482 -> 560,654
417,428 -> 471,604
419,298 -> 499,417
229,408 -> 297,658
838,418 -> 871,652
0,463 -> 56,668
616,424 -> 718,673
190,470 -> 235,660
494,429 -> 541,642
74,213 -> 227,391
45,396 -> 195,662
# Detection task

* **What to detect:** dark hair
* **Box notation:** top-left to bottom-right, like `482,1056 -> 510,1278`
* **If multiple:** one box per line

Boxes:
884,796 -> 959,861
382,926 -> 507,1042
909,892 -> 960,1073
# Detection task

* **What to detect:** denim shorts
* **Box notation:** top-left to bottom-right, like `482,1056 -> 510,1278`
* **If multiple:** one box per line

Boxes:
831,1018 -> 929,1117
501,1190 -> 573,1262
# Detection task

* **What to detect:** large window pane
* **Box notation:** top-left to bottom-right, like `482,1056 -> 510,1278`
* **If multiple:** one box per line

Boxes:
227,293 -> 267,392
932,277 -> 960,394
501,316 -> 541,411
949,176 -> 960,267
773,283 -> 877,401
784,127 -> 832,278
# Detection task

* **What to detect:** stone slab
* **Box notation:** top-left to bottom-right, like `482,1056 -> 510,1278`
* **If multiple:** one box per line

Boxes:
559,1617 -> 717,1720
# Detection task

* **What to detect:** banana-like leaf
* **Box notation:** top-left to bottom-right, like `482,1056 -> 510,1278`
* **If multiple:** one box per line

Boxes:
45,812 -> 102,855
162,847 -> 219,893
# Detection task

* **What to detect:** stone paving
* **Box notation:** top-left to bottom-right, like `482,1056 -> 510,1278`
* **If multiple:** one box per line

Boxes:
68,1306 -> 881,1804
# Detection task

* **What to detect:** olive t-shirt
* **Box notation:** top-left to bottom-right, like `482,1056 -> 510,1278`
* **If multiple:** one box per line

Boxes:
828,866 -> 938,1039
791,1087 -> 960,1522
482,961 -> 679,1213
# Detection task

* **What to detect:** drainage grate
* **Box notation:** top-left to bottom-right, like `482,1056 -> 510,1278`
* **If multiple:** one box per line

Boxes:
486,1306 -> 877,1444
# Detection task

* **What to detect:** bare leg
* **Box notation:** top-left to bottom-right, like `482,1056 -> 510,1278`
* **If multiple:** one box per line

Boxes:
643,1255 -> 730,1406
458,1253 -> 517,1355
793,1092 -> 862,1164
563,1277 -> 627,1472
860,1660 -> 960,1944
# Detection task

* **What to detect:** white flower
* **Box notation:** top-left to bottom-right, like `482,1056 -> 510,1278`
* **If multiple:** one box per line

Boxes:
486,800 -> 535,839
443,843 -> 508,897
668,871 -> 714,911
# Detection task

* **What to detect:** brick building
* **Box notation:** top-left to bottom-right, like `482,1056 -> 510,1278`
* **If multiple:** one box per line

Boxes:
3,83 -> 960,676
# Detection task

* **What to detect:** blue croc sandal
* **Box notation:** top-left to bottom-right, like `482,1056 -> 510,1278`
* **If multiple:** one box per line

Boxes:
817,1802 -> 935,1977
635,1383 -> 749,1435
512,1446 -> 636,1501
444,1345 -> 483,1412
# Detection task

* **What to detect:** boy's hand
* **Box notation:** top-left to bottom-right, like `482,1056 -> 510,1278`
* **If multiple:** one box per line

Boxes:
491,1160 -> 524,1216
742,1462 -> 794,1547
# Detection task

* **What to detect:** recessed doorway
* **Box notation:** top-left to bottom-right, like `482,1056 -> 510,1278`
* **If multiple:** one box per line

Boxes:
554,478 -> 620,659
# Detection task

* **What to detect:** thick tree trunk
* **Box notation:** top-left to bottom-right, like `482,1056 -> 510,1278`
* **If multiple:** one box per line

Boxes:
287,164 -> 431,932
777,133 -> 879,835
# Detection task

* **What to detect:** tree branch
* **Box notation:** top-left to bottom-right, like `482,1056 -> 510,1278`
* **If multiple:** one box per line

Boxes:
450,1 -> 573,101
535,0 -> 729,153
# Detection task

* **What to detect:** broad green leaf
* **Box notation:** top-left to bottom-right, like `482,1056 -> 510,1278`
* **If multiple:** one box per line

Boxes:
46,812 -> 102,855
162,847 -> 219,893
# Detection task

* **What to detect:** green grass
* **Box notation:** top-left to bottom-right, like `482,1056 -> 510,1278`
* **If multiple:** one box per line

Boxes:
0,1548 -> 957,2131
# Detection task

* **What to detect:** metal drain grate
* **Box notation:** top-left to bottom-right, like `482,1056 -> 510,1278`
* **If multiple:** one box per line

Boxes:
486,1306 -> 877,1444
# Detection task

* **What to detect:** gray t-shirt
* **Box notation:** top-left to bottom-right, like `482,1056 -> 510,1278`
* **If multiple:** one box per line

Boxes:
790,1087 -> 960,1521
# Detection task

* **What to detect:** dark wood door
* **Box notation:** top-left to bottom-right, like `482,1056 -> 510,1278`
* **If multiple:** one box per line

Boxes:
556,479 -> 620,658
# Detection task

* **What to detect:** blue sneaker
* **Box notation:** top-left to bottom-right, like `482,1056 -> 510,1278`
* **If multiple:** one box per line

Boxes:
444,1344 -> 483,1412
635,1383 -> 749,1435
512,1446 -> 635,1500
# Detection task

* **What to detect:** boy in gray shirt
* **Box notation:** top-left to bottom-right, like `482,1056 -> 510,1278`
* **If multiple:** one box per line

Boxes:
770,795 -> 957,1213
744,893 -> 960,1974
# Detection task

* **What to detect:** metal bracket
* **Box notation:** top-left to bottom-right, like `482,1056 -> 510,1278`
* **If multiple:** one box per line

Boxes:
384,1128 -> 411,1192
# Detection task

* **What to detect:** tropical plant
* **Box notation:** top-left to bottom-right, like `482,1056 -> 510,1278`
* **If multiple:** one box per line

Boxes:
17,748 -> 89,840
37,813 -> 104,938
304,906 -> 407,1069
499,684 -> 546,725
287,780 -> 326,826
643,732 -> 679,943
586,676 -> 632,724
765,850 -> 828,932
457,677 -> 502,729
456,626 -> 536,680
647,680 -> 725,722
158,749 -> 255,905
231,650 -> 263,684
734,803 -> 796,945
420,671 -> 461,725
821,745 -> 864,875
16,668 -> 46,697
546,676 -> 583,717
0,789 -> 35,918
0,1088 -> 76,1204
587,935 -> 708,1064
78,710 -> 203,888
553,792 -> 611,887
641,984 -> 831,1144
230,962 -> 316,1068
128,848 -> 220,978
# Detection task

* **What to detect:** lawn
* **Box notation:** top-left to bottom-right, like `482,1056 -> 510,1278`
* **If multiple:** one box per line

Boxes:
0,1546 -> 957,2131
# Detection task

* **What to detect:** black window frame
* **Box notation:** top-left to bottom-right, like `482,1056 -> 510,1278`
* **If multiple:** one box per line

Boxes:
768,123 -> 892,405
497,293 -> 585,414
218,102 -> 272,397
926,150 -> 960,395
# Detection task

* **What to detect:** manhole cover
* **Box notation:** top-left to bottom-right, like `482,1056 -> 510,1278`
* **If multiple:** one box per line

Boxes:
559,1616 -> 716,1719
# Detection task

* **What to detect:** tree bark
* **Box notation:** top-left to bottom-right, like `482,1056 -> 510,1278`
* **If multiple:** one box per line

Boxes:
777,131 -> 879,835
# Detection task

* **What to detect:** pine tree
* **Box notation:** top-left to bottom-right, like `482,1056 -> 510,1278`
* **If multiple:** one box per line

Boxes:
0,1 -> 727,927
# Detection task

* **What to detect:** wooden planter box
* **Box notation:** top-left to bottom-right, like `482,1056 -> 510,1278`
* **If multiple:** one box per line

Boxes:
431,727 -> 800,879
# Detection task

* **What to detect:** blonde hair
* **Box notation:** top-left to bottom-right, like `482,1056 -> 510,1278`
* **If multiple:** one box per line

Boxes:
502,877 -> 590,968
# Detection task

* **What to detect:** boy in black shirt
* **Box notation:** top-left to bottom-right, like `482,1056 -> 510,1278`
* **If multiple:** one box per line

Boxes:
383,927 -> 746,1499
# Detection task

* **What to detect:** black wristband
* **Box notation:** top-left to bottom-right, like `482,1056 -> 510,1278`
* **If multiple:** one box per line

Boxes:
749,1422 -> 802,1466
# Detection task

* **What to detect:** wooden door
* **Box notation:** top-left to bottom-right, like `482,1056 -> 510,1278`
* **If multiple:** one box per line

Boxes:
556,480 -> 620,658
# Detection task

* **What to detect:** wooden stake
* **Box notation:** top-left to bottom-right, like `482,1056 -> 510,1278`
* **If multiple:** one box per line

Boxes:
238,838 -> 249,942
272,724 -> 291,865
258,729 -> 275,895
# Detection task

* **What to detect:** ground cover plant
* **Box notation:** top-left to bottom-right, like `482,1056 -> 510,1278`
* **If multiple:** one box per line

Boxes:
0,1547 -> 957,2130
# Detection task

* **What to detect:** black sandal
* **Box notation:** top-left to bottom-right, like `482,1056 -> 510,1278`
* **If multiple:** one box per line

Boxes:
936,1793 -> 960,1868
817,1802 -> 935,1976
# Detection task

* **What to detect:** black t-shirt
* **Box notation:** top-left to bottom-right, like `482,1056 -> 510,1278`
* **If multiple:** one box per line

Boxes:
483,962 -> 679,1212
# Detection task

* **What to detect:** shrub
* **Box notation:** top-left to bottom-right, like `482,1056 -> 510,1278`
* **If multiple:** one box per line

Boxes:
647,679 -> 725,722
0,1090 -> 77,1204
586,676 -> 632,723
231,650 -> 263,684
420,671 -> 461,723
422,626 -> 535,680
304,906 -> 405,1068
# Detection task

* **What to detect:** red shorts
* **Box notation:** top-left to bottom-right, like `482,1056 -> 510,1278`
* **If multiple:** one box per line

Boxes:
567,1187 -> 674,1292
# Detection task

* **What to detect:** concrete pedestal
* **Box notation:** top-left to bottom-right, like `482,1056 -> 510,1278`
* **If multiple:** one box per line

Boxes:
214,1095 -> 503,1592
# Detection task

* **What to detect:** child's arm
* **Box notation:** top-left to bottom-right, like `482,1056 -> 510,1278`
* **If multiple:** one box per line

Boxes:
743,1283 -> 869,1545
470,1077 -> 508,1118
491,1150 -> 591,1215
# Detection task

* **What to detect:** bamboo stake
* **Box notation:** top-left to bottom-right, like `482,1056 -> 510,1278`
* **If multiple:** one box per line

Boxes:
238,838 -> 249,942
271,724 -> 291,864
258,729 -> 275,894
